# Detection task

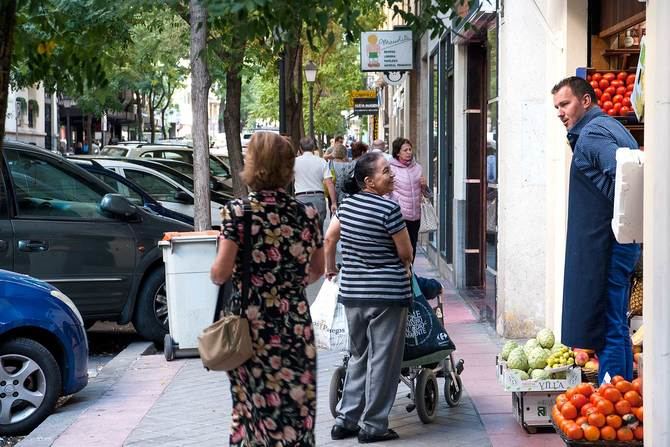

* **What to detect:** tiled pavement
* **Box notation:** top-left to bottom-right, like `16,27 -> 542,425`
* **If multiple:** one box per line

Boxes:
19,252 -> 567,446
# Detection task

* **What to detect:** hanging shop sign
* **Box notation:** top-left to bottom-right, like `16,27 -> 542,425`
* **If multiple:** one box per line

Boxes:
353,98 -> 379,116
348,90 -> 377,107
382,71 -> 406,86
360,30 -> 413,72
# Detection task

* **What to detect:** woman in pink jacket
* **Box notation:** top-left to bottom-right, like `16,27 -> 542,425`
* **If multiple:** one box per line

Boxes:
389,137 -> 428,260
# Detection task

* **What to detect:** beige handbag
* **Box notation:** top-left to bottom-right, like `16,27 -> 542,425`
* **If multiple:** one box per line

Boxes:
198,199 -> 253,371
419,197 -> 438,233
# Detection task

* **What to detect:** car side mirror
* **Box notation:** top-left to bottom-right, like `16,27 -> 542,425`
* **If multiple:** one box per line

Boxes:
100,193 -> 138,219
173,190 -> 194,204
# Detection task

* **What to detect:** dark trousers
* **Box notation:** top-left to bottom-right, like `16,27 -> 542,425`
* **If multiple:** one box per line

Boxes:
405,219 -> 420,261
596,241 -> 641,384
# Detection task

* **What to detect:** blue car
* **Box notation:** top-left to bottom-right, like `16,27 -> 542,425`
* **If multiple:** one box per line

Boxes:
0,270 -> 88,435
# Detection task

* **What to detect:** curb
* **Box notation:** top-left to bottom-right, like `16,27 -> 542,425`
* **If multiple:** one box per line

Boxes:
17,341 -> 155,447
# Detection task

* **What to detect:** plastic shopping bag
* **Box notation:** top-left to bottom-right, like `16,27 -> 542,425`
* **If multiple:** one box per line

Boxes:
403,275 -> 455,364
310,278 -> 349,351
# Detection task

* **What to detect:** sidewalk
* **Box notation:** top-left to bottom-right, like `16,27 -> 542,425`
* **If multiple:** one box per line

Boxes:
18,252 -> 565,447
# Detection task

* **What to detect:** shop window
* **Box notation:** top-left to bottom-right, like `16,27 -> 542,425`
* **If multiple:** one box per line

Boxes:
486,18 -> 499,273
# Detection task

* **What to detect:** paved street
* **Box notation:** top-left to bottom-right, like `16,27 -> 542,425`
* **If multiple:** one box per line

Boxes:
17,252 -> 565,447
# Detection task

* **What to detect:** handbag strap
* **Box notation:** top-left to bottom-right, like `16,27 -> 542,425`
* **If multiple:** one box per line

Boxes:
212,198 -> 253,322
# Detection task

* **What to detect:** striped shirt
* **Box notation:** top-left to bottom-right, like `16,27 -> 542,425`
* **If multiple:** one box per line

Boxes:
337,192 -> 412,307
567,106 -> 638,202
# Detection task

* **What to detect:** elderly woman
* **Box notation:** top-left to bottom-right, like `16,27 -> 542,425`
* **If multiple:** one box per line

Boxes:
389,137 -> 428,260
210,132 -> 324,446
324,151 -> 413,443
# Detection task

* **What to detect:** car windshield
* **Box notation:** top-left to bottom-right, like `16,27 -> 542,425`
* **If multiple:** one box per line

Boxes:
209,156 -> 230,178
99,146 -> 128,157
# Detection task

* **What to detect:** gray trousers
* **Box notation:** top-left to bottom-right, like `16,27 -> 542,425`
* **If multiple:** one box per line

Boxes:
336,305 -> 408,435
296,193 -> 326,230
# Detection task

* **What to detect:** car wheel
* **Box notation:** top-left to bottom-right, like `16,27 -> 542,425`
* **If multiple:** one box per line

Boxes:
0,338 -> 62,436
133,266 -> 169,345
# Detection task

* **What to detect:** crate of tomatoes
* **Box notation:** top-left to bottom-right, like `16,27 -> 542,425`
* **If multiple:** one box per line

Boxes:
586,71 -> 637,122
552,376 -> 643,445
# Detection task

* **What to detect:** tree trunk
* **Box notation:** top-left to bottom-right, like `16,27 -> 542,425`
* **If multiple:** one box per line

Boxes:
0,1 -> 17,147
86,114 -> 93,153
149,86 -> 156,143
135,90 -> 144,141
282,41 -> 304,150
189,0 -> 212,230
222,34 -> 247,198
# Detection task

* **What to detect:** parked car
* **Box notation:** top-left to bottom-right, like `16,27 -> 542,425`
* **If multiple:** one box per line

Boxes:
91,158 -> 226,227
98,144 -> 231,182
0,270 -> 88,435
0,140 -> 192,344
68,158 -> 194,226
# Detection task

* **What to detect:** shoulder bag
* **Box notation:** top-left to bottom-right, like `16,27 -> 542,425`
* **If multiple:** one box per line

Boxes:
418,197 -> 438,233
198,199 -> 253,371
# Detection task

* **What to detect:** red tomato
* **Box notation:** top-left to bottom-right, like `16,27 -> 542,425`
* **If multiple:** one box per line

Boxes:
613,94 -> 624,104
592,73 -> 603,82
604,72 -> 616,81
599,79 -> 610,89
602,101 -> 614,110
587,75 -> 592,82
626,74 -> 636,85
601,93 -> 612,103
620,105 -> 631,115
590,80 -> 600,90
598,101 -> 603,108
622,97 -> 632,107
613,103 -> 622,114
594,88 -> 603,98
626,84 -> 634,92
616,86 -> 627,95
617,72 -> 628,81
610,80 -> 622,88
625,91 -> 632,98
607,108 -> 617,116
605,86 -> 617,95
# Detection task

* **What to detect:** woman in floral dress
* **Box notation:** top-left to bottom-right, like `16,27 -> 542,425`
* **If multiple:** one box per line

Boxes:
211,132 -> 324,446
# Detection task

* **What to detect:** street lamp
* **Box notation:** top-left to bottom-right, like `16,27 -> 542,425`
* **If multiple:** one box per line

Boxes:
304,60 -> 318,140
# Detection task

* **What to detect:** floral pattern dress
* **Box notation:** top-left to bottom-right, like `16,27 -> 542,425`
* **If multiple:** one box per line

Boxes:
220,190 -> 322,446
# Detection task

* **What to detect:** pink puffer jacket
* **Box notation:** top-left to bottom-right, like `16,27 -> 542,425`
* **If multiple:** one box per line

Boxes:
388,158 -> 424,221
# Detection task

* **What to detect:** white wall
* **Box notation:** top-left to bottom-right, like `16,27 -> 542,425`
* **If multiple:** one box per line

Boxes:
5,85 -> 47,146
496,0 -> 587,338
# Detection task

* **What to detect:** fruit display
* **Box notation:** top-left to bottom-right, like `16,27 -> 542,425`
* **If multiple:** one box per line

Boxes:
552,376 -> 643,444
586,71 -> 636,117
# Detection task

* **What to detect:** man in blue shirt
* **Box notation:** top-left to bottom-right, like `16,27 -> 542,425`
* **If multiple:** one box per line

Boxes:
552,76 -> 640,384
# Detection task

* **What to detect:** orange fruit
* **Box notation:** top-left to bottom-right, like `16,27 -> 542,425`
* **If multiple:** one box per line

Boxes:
614,399 -> 631,416
615,380 -> 633,394
633,406 -> 643,422
632,378 -> 642,395
611,375 -> 625,385
580,403 -> 594,417
575,416 -> 587,426
583,424 -> 600,441
576,383 -> 594,397
561,419 -> 572,434
590,392 -> 603,404
570,394 -> 588,410
565,387 -> 577,400
566,423 -> 584,440
602,387 -> 622,403
556,393 -> 568,410
624,390 -> 643,407
617,427 -> 634,441
561,402 -> 578,420
599,383 -> 615,392
601,426 -> 617,441
633,425 -> 644,440
606,414 -> 622,429
596,399 -> 614,416
588,412 -> 606,428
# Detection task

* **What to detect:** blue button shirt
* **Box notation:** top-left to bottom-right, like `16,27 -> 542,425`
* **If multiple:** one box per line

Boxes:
566,106 -> 638,202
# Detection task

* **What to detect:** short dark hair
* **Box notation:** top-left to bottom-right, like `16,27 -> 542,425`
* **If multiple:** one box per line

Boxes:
343,151 -> 383,194
299,136 -> 315,152
551,76 -> 597,104
351,141 -> 368,159
334,135 -> 344,143
391,137 -> 411,159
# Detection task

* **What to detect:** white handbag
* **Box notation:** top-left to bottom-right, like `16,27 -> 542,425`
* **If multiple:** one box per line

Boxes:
419,197 -> 438,233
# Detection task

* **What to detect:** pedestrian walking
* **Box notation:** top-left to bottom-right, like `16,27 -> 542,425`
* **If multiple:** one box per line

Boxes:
324,151 -> 413,443
324,135 -> 345,161
388,137 -> 428,260
294,136 -> 337,225
330,143 -> 354,206
370,139 -> 392,161
210,132 -> 325,446
552,76 -> 641,384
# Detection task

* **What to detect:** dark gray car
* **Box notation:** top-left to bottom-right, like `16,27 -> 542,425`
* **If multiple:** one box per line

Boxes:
0,141 -> 192,343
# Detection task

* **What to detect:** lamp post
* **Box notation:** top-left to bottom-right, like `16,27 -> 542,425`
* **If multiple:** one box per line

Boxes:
304,60 -> 318,140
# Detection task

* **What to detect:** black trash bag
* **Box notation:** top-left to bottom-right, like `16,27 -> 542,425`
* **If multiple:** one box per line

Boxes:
403,274 -> 455,365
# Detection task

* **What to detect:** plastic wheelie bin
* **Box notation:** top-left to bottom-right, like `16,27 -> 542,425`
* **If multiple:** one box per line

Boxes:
158,231 -> 222,360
